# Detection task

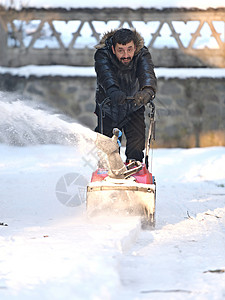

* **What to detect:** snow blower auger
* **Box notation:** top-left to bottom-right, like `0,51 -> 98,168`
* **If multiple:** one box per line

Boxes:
86,98 -> 156,228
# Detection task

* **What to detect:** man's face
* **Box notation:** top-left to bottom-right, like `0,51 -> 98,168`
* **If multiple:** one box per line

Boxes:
112,41 -> 136,65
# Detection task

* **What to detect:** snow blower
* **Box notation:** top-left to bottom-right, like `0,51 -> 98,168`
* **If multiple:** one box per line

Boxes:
86,98 -> 156,227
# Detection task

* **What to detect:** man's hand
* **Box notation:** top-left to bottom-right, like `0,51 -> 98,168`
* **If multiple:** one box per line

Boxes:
109,90 -> 126,105
134,88 -> 155,106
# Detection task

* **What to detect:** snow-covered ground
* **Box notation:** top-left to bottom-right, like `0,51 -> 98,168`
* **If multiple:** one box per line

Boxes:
0,94 -> 225,300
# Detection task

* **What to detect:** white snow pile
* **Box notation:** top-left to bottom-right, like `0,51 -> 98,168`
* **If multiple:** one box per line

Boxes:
0,92 -> 225,299
1,65 -> 225,79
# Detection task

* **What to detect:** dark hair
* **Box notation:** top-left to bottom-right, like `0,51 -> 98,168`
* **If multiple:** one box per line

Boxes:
112,28 -> 137,48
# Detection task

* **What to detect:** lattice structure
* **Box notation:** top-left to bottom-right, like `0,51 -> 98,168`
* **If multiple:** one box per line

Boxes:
0,7 -> 224,67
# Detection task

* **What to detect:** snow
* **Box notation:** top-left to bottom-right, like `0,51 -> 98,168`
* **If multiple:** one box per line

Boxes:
0,2 -> 225,293
0,66 -> 96,78
1,65 -> 225,79
0,93 -> 225,299
0,0 -> 224,10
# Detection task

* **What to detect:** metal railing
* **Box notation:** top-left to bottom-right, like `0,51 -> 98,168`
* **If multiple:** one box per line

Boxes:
0,7 -> 224,67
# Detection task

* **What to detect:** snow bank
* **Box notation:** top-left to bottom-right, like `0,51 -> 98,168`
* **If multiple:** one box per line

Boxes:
1,65 -> 225,79
153,147 -> 225,183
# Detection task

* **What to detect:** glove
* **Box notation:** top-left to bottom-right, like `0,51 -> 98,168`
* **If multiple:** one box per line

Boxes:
108,87 -> 126,105
134,88 -> 155,106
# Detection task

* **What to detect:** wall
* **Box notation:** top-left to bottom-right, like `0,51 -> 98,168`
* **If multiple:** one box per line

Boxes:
1,73 -> 224,148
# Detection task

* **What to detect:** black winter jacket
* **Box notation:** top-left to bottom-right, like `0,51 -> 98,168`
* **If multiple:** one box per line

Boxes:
94,29 -> 157,125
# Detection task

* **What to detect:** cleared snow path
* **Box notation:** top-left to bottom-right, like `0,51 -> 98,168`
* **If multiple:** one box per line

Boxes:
0,144 -> 142,300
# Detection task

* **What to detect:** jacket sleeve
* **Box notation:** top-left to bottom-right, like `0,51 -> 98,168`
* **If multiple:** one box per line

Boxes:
136,47 -> 157,93
94,49 -> 119,93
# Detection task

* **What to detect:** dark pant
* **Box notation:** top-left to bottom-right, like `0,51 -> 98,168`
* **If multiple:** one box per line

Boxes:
95,109 -> 146,162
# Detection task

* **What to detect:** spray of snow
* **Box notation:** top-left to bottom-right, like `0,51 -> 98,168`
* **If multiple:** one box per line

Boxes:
0,91 -> 97,153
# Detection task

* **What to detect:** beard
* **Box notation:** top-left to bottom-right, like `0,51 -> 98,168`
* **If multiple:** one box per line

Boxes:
120,57 -> 132,65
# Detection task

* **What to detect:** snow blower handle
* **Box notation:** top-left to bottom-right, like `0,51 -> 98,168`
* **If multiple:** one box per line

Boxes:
97,97 -> 111,134
125,97 -> 156,170
145,101 -> 156,170
97,96 -> 134,134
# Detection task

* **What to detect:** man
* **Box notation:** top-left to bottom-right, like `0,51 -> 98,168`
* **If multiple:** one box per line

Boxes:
94,28 -> 157,162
